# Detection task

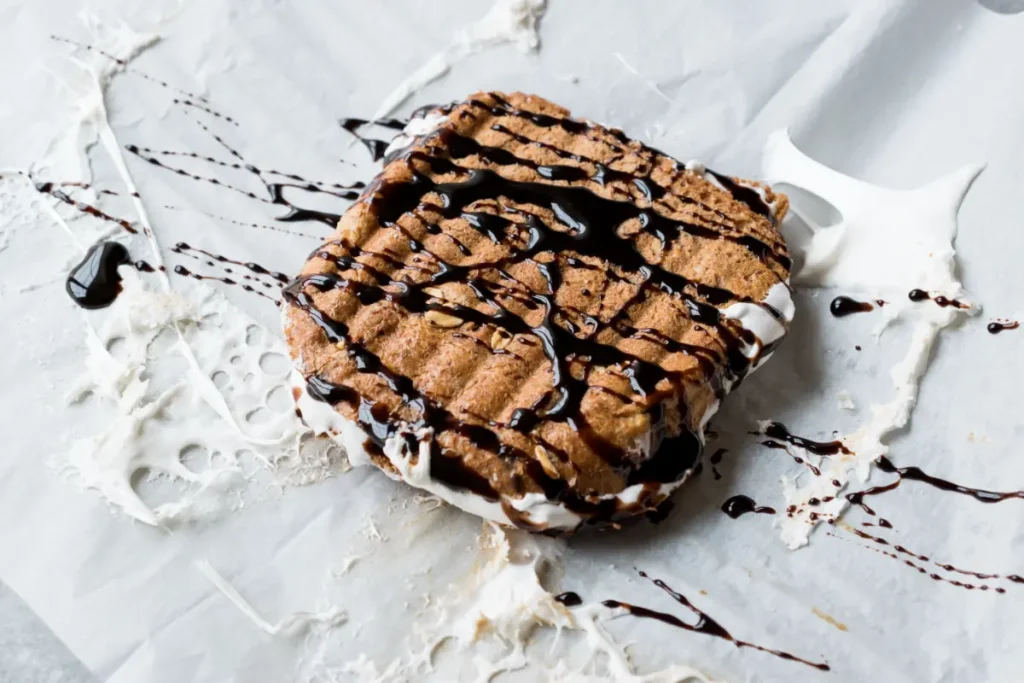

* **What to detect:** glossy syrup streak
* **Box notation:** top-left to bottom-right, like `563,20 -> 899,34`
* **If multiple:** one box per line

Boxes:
603,570 -> 829,671
287,95 -> 791,525
36,176 -> 298,309
872,456 -> 1024,504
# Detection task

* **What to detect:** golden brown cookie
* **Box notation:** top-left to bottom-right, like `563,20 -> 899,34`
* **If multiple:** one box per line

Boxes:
284,92 -> 793,532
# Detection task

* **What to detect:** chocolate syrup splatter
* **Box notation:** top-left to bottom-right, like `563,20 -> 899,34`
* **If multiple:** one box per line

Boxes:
39,179 -> 289,307
987,320 -> 1019,334
721,495 -> 776,519
829,296 -> 873,317
908,289 -> 968,309
603,571 -> 829,671
554,591 -> 582,607
41,37 -> 361,313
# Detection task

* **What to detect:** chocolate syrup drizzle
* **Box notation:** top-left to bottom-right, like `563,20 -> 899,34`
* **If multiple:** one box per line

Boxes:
37,182 -> 138,234
755,421 -> 851,478
721,495 -> 776,519
823,455 -> 1024,524
50,35 -> 209,104
829,524 -> 1020,594
172,242 -> 290,284
124,142 -> 362,227
603,571 -> 829,671
908,289 -> 968,309
286,94 -> 791,525
758,422 -> 851,456
868,456 -> 1024,504
340,117 -> 407,162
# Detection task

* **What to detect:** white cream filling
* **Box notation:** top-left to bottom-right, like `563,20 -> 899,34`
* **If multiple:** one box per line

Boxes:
721,281 -> 795,362
382,110 -> 449,160
291,367 -> 709,531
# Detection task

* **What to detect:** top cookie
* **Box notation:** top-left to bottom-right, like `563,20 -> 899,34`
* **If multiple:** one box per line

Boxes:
284,91 -> 793,532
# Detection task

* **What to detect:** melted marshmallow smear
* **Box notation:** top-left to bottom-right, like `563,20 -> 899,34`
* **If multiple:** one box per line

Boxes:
2,1 -> 1024,681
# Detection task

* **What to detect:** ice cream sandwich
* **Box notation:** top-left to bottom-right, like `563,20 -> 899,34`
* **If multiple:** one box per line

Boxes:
284,91 -> 793,532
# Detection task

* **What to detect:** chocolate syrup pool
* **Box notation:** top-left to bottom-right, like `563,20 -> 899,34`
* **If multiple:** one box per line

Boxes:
65,241 -> 158,309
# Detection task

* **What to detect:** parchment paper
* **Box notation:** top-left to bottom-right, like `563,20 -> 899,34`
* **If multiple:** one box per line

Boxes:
2,1 -> 1023,681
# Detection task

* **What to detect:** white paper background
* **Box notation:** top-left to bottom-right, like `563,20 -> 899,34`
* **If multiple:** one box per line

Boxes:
2,1 -> 1023,681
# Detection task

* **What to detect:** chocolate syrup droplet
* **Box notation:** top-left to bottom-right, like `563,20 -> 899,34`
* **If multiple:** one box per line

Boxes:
908,289 -> 929,302
987,320 -> 1019,334
721,495 -> 776,519
554,591 -> 582,607
66,241 -> 130,309
830,295 -> 874,317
